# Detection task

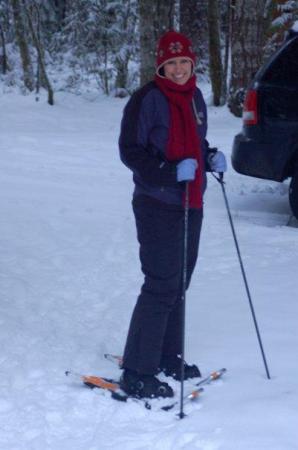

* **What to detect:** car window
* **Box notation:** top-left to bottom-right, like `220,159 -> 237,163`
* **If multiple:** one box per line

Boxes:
262,38 -> 298,87
261,85 -> 298,120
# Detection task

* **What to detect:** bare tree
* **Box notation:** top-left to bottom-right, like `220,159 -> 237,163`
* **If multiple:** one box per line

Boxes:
11,0 -> 34,91
208,0 -> 224,105
113,0 -> 138,96
228,0 -> 269,116
221,0 -> 231,103
0,1 -> 11,74
139,0 -> 175,86
0,23 -> 7,73
180,0 -> 209,73
53,0 -> 67,30
22,0 -> 54,105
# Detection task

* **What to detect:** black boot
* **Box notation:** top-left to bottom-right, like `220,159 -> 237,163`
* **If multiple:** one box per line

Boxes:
120,369 -> 174,399
159,355 -> 201,381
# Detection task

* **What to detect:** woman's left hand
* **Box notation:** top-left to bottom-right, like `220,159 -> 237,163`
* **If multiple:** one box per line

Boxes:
208,151 -> 227,173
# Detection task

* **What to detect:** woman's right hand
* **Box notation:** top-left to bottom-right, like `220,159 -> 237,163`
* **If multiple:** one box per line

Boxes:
176,158 -> 198,182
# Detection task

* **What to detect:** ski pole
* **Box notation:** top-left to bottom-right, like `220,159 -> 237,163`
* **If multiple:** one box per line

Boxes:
213,172 -> 271,380
179,182 -> 190,419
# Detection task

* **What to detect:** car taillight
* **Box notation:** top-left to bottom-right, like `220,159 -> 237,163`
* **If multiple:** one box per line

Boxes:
243,89 -> 258,125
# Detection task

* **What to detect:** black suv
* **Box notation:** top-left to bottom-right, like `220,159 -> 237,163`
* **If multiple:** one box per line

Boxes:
231,29 -> 298,219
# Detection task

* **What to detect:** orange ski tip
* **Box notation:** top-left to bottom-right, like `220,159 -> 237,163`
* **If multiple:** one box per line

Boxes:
210,371 -> 220,380
188,388 -> 203,400
190,391 -> 200,399
82,375 -> 119,391
210,368 -> 226,380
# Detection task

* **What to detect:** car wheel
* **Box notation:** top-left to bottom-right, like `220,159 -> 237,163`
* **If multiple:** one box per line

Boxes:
289,172 -> 298,219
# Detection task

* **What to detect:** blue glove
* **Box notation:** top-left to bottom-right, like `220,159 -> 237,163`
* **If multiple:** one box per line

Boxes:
177,158 -> 198,182
208,151 -> 227,173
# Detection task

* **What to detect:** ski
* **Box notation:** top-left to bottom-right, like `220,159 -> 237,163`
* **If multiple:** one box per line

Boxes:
195,368 -> 227,387
65,370 -> 128,402
65,369 -> 203,411
104,353 -> 227,389
161,369 -> 226,411
66,356 -> 226,412
161,387 -> 204,411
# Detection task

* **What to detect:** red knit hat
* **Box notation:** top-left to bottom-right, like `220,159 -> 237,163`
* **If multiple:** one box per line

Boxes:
156,31 -> 196,75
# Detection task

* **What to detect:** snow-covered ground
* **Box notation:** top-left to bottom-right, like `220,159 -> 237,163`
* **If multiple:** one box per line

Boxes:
0,86 -> 297,450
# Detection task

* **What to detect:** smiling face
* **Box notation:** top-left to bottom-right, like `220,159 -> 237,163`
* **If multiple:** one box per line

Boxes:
163,57 -> 193,85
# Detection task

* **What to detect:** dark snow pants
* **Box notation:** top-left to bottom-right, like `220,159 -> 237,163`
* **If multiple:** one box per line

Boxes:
122,194 -> 203,375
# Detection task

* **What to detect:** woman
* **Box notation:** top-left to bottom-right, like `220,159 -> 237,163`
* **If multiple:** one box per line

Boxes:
118,31 -> 227,399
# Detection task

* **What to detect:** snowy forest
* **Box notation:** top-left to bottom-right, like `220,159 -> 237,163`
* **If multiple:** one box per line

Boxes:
1,0 -> 298,113
1,1 -> 298,449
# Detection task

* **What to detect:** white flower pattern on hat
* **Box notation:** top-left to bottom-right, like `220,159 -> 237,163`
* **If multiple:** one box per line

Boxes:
169,41 -> 183,54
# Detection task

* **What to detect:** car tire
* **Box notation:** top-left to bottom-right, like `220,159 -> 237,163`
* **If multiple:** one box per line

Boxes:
289,172 -> 298,219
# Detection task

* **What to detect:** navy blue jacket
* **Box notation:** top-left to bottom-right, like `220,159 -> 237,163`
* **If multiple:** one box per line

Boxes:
119,81 -> 211,206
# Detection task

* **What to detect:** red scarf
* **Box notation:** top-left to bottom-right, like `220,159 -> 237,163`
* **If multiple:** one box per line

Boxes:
154,74 -> 203,209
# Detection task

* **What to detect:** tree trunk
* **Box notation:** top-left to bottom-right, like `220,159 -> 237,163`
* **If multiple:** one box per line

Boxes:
114,0 -> 137,95
180,0 -> 209,73
139,0 -> 175,87
103,40 -> 109,95
115,55 -> 129,92
222,0 -> 231,103
207,0 -> 224,106
54,0 -> 67,29
11,0 -> 34,91
0,23 -> 8,74
23,1 -> 54,105
228,0 -> 268,116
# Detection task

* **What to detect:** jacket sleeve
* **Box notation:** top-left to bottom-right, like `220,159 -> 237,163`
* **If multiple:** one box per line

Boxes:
118,87 -> 178,187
